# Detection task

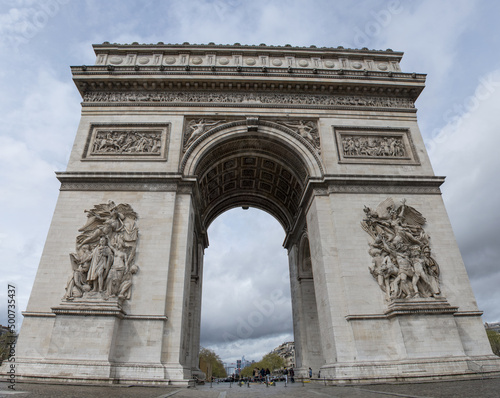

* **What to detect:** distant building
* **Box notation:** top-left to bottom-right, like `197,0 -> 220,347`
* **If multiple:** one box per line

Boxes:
241,355 -> 253,370
224,363 -> 236,376
273,341 -> 295,368
485,322 -> 500,333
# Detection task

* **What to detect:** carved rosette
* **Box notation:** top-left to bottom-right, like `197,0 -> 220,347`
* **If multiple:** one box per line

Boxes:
64,201 -> 139,302
361,198 -> 441,301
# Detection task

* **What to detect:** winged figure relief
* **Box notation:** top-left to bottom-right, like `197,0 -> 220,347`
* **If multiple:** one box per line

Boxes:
183,119 -> 224,149
361,198 -> 440,301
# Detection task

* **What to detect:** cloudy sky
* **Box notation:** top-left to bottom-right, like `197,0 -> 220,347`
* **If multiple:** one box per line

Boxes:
1,0 -> 500,365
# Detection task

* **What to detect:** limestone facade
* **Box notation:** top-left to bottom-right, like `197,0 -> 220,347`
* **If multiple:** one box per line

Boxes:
4,43 -> 500,385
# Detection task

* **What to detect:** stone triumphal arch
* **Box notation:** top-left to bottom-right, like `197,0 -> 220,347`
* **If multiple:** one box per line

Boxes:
10,43 -> 500,385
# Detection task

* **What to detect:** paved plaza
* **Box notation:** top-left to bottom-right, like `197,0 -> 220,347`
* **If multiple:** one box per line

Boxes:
1,377 -> 500,398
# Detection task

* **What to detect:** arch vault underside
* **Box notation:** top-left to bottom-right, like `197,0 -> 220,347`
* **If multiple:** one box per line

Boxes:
186,122 -> 317,232
7,42 -> 500,386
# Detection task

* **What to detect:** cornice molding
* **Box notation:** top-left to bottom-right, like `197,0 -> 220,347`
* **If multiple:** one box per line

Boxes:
299,175 -> 444,220
56,172 -> 195,192
313,174 -> 445,192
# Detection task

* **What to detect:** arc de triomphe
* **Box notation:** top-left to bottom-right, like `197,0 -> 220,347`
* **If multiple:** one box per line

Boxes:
9,43 -> 500,385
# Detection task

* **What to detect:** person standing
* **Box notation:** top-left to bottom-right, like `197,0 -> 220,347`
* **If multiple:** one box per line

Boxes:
309,367 -> 312,378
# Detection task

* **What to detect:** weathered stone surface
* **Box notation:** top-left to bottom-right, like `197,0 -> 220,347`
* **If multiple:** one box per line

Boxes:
4,43 -> 500,385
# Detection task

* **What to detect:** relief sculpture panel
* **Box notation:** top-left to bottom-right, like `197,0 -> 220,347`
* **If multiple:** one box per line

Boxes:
64,201 -> 139,301
334,127 -> 420,165
361,198 -> 441,301
83,124 -> 169,160
342,135 -> 406,158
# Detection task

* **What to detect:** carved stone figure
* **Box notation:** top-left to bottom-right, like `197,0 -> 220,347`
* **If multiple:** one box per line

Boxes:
64,201 -> 139,301
423,245 -> 441,296
368,248 -> 397,300
106,241 -> 128,297
279,120 -> 321,153
361,198 -> 441,300
183,119 -> 223,149
65,245 -> 92,299
118,264 -> 139,300
87,236 -> 113,293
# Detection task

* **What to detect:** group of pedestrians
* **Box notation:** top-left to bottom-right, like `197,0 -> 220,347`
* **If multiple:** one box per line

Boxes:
253,367 -> 271,383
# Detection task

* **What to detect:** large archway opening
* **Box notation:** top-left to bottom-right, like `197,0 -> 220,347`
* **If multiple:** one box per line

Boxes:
200,208 -> 293,372
183,124 -> 325,377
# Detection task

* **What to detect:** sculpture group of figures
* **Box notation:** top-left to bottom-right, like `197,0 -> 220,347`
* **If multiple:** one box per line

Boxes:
342,136 -> 406,157
64,201 -> 139,301
361,198 -> 441,300
82,91 -> 415,109
92,130 -> 161,155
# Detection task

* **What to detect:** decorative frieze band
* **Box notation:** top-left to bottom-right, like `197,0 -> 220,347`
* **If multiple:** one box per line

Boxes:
95,48 -> 403,73
82,91 -> 415,109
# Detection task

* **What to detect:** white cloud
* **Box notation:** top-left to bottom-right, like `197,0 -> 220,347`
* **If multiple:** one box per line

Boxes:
428,68 -> 500,321
0,60 -> 80,327
201,208 -> 293,362
0,135 -> 60,327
